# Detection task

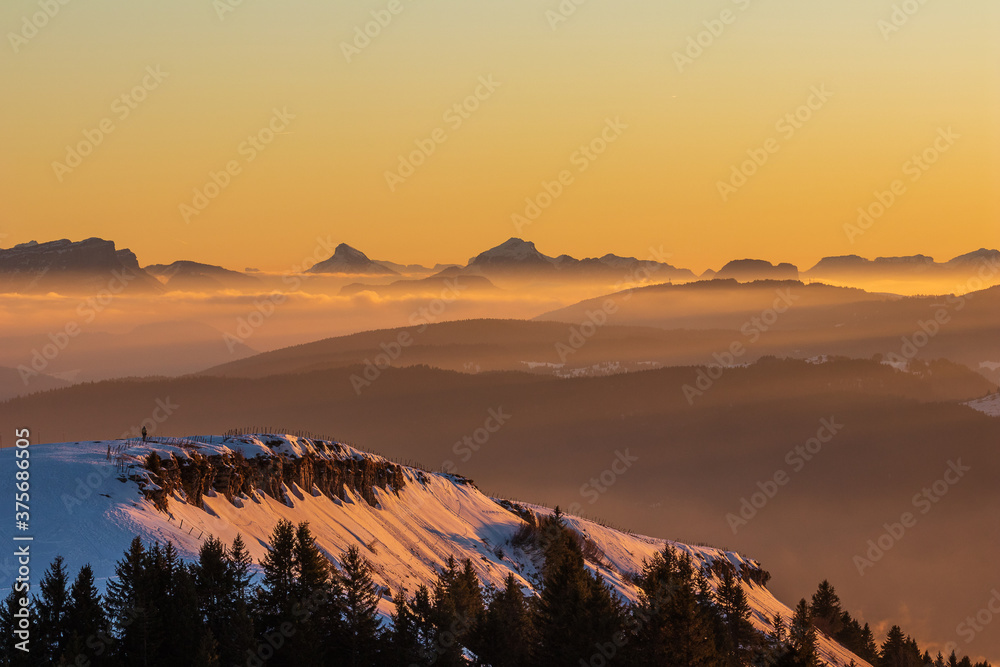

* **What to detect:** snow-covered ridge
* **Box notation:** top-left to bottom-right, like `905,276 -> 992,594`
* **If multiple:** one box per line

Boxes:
965,392 -> 1000,417
1,434 -> 869,667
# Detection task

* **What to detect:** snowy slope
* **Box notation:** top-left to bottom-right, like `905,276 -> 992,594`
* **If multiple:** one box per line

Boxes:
0,435 -> 868,667
966,392 -> 1000,417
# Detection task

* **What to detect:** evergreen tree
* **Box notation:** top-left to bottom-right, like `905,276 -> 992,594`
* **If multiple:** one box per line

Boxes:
716,567 -> 753,664
411,584 -> 436,663
63,564 -> 110,666
388,588 -> 422,666
770,612 -> 786,645
230,534 -> 254,603
810,580 -> 844,637
789,598 -> 819,667
477,573 -> 534,667
257,519 -> 298,626
106,536 -> 161,665
878,625 -> 923,667
338,546 -> 383,667
532,512 -> 628,666
34,555 -> 70,663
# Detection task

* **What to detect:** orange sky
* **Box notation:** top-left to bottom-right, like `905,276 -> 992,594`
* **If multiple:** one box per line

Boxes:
1,1 -> 998,273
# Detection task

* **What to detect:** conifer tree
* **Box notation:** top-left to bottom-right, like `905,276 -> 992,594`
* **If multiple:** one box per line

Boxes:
810,579 -> 844,637
106,536 -> 162,665
716,567 -> 753,664
389,587 -> 422,666
789,598 -> 819,667
63,564 -> 110,666
34,555 -> 70,663
257,519 -> 298,621
230,534 -> 254,602
477,573 -> 534,667
770,612 -> 786,645
338,545 -> 383,667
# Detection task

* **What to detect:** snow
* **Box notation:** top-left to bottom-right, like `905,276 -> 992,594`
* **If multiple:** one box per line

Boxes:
965,393 -> 1000,417
0,434 -> 869,666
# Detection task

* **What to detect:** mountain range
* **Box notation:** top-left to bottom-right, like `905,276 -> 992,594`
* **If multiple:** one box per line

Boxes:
2,236 -> 999,294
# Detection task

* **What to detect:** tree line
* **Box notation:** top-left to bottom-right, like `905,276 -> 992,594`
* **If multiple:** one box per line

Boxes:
0,509 -> 991,667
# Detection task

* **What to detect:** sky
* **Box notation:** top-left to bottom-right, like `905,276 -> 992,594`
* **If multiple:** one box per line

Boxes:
1,0 -> 998,273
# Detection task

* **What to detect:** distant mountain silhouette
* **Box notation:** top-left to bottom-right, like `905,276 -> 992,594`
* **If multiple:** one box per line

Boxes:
145,260 -> 262,291
806,249 -> 1000,281
714,259 -> 799,281
0,238 -> 163,294
467,237 -> 695,280
307,243 -> 399,275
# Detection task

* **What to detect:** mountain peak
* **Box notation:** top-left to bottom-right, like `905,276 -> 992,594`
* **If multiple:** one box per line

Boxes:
308,243 -> 398,275
469,237 -> 555,268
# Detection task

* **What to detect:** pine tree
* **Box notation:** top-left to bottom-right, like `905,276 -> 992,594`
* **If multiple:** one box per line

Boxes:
428,556 -> 464,667
809,579 -> 844,637
411,584 -> 436,663
878,625 -> 908,667
716,567 -> 753,665
388,588 -> 422,666
34,555 -> 70,663
477,573 -> 534,667
63,564 -> 110,666
195,536 -> 232,621
789,598 -> 819,667
257,519 -> 298,623
230,533 -> 254,603
770,612 -> 786,645
338,546 -> 383,667
106,536 -> 161,665
294,522 -> 330,598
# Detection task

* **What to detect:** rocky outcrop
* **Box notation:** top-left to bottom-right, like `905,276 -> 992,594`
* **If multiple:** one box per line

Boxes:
0,238 -> 163,294
141,444 -> 406,512
715,259 -> 799,282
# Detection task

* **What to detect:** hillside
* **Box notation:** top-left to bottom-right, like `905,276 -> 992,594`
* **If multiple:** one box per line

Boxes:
0,434 -> 869,666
